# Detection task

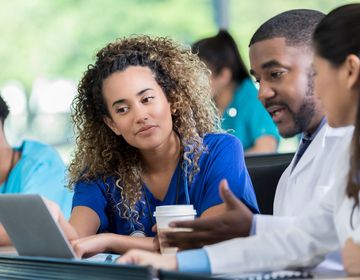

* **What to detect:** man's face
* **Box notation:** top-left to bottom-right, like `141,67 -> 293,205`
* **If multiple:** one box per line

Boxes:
249,38 -> 322,137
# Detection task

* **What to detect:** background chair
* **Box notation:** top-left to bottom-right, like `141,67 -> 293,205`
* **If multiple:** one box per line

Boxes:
245,153 -> 294,215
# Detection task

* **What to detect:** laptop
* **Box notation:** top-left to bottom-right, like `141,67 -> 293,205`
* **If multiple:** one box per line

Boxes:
0,194 -> 77,259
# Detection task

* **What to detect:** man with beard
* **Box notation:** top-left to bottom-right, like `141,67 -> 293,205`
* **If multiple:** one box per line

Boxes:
118,9 -> 354,273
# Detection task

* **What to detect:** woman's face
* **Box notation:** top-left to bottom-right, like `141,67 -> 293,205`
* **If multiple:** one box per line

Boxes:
102,66 -> 174,151
204,61 -> 231,97
210,72 -> 226,97
313,54 -> 356,128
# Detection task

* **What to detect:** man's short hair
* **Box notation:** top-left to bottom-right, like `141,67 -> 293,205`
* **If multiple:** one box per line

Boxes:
0,95 -> 10,124
249,9 -> 325,48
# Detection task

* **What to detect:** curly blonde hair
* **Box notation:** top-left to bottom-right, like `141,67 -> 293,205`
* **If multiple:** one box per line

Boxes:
69,35 -> 221,219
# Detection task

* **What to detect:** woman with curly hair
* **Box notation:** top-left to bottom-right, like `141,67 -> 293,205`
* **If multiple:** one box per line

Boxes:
58,35 -> 258,256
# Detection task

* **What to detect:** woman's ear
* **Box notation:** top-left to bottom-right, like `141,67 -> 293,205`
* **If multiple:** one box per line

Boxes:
103,116 -> 121,136
345,54 -> 360,90
218,67 -> 233,85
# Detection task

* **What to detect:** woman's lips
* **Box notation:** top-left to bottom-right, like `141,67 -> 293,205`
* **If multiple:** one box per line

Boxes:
136,125 -> 157,135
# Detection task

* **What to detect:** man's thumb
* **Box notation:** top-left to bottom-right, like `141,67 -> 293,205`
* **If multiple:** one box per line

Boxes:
219,179 -> 240,209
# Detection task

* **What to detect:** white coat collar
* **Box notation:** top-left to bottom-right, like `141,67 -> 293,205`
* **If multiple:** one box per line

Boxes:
290,124 -> 354,177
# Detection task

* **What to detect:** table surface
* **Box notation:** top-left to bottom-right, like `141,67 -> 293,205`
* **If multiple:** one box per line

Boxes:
1,246 -> 360,280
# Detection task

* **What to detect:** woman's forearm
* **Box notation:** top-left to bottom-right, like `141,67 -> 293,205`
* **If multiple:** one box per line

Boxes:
72,233 -> 155,257
106,234 -> 154,253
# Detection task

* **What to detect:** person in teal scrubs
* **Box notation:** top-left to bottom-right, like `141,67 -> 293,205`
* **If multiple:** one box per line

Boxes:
193,30 -> 279,153
0,95 -> 72,219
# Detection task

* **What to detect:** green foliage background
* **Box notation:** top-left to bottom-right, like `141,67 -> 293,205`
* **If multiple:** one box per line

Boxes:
0,0 -> 356,91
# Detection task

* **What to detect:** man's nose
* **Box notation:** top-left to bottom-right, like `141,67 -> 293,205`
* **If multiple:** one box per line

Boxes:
258,81 -> 276,104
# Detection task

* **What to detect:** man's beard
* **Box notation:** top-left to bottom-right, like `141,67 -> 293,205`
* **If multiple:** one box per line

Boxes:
283,97 -> 316,138
280,68 -> 317,138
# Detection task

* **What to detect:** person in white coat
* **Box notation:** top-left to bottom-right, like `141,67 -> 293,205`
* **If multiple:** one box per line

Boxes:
150,9 -> 353,251
119,3 -> 360,276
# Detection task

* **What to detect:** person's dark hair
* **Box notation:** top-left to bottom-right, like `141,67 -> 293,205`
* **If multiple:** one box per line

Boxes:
192,30 -> 249,83
313,4 -> 360,210
249,9 -> 324,49
0,95 -> 10,125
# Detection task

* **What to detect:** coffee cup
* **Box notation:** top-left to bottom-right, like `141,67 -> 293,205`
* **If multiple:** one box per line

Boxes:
153,205 -> 197,254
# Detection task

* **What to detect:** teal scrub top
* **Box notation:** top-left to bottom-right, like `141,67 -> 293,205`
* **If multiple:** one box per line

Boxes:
0,140 -> 73,218
222,78 -> 280,150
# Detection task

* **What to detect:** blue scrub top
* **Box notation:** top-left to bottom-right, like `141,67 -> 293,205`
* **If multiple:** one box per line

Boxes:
72,133 -> 259,236
0,140 -> 73,219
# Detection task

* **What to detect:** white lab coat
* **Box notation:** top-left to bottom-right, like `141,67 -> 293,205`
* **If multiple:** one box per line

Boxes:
256,124 -> 354,233
205,125 -> 360,274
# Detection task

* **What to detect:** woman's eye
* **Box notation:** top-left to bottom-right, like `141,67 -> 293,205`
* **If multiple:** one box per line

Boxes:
142,96 -> 155,103
116,107 -> 128,114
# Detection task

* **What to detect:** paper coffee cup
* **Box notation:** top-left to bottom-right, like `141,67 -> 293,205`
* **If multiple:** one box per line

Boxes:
154,205 -> 197,254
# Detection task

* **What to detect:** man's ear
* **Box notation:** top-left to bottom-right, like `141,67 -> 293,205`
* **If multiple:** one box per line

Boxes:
344,54 -> 360,90
103,116 -> 121,136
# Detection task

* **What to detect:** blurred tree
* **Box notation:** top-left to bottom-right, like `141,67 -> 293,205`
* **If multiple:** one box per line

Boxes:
0,0 -> 355,158
0,0 -> 356,91
0,0 -> 215,91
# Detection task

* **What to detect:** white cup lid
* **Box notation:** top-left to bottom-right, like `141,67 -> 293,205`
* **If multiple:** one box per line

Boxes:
153,205 -> 197,217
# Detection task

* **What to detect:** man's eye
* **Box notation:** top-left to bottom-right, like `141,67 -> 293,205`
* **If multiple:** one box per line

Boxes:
270,71 -> 284,79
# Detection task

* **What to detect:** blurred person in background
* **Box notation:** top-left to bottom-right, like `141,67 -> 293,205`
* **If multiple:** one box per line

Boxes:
0,94 -> 73,245
192,30 -> 279,153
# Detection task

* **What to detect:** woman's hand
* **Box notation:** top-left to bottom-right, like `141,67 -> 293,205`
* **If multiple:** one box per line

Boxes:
151,224 -> 161,253
342,238 -> 360,275
71,233 -> 114,258
42,198 -> 61,221
118,249 -> 178,271
42,198 -> 78,242
0,224 -> 12,246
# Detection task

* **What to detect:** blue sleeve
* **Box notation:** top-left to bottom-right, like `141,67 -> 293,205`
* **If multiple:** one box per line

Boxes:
244,83 -> 280,143
176,249 -> 211,274
72,180 -> 109,232
199,135 -> 259,214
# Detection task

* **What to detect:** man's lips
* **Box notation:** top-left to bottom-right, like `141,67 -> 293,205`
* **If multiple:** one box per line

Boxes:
136,125 -> 157,135
266,105 -> 286,117
266,105 -> 288,123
